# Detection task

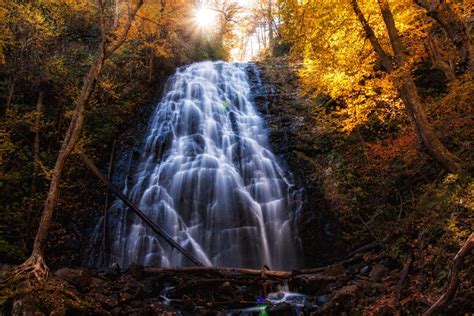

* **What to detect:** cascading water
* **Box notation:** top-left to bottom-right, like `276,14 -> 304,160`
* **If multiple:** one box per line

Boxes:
88,61 -> 302,270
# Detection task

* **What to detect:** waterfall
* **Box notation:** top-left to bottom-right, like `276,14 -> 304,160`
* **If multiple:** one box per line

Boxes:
87,61 -> 302,270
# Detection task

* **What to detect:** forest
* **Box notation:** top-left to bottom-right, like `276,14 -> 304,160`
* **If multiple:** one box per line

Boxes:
0,0 -> 472,315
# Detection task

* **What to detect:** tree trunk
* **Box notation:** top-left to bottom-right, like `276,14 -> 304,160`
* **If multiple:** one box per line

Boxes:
426,36 -> 456,82
414,0 -> 474,76
4,78 -> 16,114
257,27 -> 262,52
267,0 -> 274,49
113,0 -> 121,28
377,0 -> 463,173
398,76 -> 463,173
13,0 -> 144,280
22,52 -> 106,280
102,140 -> 117,265
29,90 -> 45,216
350,0 -> 463,174
147,48 -> 154,82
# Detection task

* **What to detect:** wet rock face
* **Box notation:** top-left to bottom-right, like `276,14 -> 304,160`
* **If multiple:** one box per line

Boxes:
246,62 -> 345,267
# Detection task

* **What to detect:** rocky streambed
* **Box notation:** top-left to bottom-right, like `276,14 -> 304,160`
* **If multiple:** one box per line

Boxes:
1,246 -> 409,315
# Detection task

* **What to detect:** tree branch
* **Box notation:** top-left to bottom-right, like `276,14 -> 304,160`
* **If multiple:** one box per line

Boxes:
105,0 -> 144,58
413,0 -> 430,10
77,151 -> 206,267
349,0 -> 393,72
423,233 -> 474,316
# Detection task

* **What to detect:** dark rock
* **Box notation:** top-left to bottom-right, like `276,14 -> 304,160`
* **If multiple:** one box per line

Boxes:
369,265 -> 388,282
143,277 -> 161,297
290,273 -> 339,295
360,266 -> 370,274
111,262 -> 121,273
90,275 -> 107,286
128,263 -> 144,281
54,267 -> 91,290
317,294 -> 330,304
318,285 -> 359,314
99,263 -> 121,281
323,263 -> 345,277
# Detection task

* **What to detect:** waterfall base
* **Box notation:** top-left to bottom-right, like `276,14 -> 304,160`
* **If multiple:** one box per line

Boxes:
0,247 -> 389,315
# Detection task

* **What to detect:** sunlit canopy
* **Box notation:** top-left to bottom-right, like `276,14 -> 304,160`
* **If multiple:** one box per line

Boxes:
194,6 -> 218,29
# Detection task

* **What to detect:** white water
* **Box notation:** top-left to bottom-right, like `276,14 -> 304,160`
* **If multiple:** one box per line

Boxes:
88,61 -> 302,270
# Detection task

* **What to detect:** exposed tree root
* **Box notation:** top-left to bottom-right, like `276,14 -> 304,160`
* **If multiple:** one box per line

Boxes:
8,254 -> 49,282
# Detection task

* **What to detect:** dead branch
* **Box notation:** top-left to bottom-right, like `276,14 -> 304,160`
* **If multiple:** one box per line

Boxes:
423,233 -> 474,316
77,151 -> 205,267
396,253 -> 413,304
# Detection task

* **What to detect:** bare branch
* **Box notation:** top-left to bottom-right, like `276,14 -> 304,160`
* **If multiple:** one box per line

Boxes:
105,0 -> 144,58
423,233 -> 474,316
349,0 -> 393,72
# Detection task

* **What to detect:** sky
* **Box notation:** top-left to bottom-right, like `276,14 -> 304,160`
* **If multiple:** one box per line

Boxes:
195,0 -> 272,61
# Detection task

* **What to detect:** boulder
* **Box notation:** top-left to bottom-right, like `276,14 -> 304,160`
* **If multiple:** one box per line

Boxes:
54,267 -> 91,290
369,265 -> 388,282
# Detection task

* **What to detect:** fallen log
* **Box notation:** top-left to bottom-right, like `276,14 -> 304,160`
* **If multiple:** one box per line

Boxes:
143,266 -> 294,279
78,151 -> 205,267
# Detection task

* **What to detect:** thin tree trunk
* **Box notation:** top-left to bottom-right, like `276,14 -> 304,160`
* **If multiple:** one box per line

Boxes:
29,90 -> 45,216
147,48 -> 154,82
414,0 -> 474,76
267,0 -> 273,49
5,78 -> 16,114
24,53 -> 105,279
257,27 -> 262,52
350,0 -> 463,174
12,0 -> 144,281
102,140 -> 117,265
113,0 -> 120,28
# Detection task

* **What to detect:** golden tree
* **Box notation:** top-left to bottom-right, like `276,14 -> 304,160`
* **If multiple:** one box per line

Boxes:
278,0 -> 464,173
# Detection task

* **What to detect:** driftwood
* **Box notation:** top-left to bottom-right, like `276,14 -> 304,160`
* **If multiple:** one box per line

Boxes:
78,151 -> 205,267
423,233 -> 474,316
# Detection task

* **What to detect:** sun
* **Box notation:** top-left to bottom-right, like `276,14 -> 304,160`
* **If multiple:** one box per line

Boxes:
195,7 -> 217,29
